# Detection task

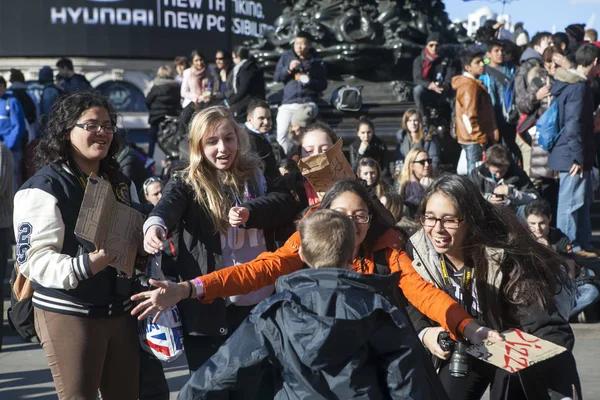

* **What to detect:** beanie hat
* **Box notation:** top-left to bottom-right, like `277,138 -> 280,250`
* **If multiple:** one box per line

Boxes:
566,24 -> 586,43
426,32 -> 442,44
39,66 -> 54,84
291,104 -> 315,127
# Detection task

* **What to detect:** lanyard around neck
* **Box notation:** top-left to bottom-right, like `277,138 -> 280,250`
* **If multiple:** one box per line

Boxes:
439,255 -> 473,297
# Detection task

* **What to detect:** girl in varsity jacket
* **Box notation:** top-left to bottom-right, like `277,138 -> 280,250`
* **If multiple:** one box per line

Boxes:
13,92 -> 140,399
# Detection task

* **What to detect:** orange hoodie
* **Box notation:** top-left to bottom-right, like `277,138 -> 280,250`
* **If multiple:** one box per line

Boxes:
200,228 -> 473,338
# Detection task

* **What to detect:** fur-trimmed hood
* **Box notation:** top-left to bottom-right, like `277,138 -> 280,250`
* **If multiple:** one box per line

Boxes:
554,67 -> 587,84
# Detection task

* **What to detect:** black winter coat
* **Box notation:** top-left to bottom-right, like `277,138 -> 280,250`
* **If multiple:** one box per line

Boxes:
470,163 -> 538,207
348,135 -> 389,175
225,60 -> 265,119
116,144 -> 152,194
412,50 -> 456,89
178,268 -> 450,400
149,175 -> 298,336
244,126 -> 279,181
10,86 -> 37,124
146,78 -> 181,125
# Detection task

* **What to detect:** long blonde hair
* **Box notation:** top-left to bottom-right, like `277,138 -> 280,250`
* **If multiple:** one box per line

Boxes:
397,148 -> 429,196
402,108 -> 424,144
184,106 -> 263,233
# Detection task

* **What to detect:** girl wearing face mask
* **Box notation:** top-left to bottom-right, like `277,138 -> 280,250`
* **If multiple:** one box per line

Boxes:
13,92 -> 141,399
181,50 -> 219,108
356,157 -> 391,199
349,117 -> 389,177
397,148 -> 434,217
141,106 -> 296,371
408,174 -> 581,400
395,108 -> 440,174
133,180 -> 502,364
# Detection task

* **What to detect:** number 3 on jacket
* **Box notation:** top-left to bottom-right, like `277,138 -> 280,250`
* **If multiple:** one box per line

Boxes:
16,223 -> 33,265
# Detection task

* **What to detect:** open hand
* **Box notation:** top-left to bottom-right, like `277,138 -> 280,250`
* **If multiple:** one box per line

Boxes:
130,279 -> 188,323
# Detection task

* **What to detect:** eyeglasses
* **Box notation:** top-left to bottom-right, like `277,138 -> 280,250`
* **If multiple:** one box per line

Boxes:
75,123 -> 117,134
413,158 -> 433,165
348,214 -> 372,224
427,43 -> 440,48
143,176 -> 161,193
419,215 -> 463,229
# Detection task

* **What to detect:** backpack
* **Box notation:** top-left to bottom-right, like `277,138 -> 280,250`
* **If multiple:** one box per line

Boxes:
331,85 -> 363,112
157,116 -> 182,159
7,263 -> 39,343
484,66 -> 518,124
536,100 -> 564,151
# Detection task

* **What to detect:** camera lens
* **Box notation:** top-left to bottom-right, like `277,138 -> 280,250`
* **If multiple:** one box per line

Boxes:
449,342 -> 470,378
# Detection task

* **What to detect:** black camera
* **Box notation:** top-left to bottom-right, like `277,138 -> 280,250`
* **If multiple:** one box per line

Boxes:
437,331 -> 470,378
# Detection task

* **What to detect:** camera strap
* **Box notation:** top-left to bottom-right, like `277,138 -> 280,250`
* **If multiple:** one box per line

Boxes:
440,255 -> 475,316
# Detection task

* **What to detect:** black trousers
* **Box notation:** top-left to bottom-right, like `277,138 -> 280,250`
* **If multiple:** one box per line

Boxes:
139,350 -> 169,400
183,304 -> 255,372
440,351 -> 581,400
148,121 -> 162,159
0,226 -> 12,351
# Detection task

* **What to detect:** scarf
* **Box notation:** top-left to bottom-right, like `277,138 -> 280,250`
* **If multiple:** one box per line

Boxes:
422,48 -> 438,80
190,67 -> 207,98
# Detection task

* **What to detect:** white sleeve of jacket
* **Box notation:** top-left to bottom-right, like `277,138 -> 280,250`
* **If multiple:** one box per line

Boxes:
508,186 -> 538,206
13,188 -> 92,290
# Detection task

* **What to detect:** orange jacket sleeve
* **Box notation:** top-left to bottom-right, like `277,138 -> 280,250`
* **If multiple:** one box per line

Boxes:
199,232 -> 304,302
387,249 -> 473,338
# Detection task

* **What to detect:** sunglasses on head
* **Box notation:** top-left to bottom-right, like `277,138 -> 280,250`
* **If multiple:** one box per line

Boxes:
359,159 -> 377,167
413,158 -> 433,165
142,176 -> 161,192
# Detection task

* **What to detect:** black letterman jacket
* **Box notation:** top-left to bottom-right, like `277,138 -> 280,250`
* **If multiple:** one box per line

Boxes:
13,163 -> 136,317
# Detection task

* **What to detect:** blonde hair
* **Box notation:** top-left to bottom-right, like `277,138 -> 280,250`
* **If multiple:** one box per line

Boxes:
157,65 -> 174,79
397,148 -> 429,197
402,108 -> 424,144
185,106 -> 263,233
298,209 -> 355,269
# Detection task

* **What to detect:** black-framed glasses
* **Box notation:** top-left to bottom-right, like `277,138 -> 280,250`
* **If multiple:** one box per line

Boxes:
413,158 -> 433,165
419,215 -> 463,229
348,214 -> 372,224
143,176 -> 162,193
75,123 -> 117,134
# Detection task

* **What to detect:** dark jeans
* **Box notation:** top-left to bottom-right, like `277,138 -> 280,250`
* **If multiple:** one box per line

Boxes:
0,226 -> 11,351
413,85 -> 447,117
461,143 -> 485,175
184,304 -> 255,372
148,121 -> 163,159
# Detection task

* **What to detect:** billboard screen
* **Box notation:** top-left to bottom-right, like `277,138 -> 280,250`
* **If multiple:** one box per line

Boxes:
0,0 -> 282,59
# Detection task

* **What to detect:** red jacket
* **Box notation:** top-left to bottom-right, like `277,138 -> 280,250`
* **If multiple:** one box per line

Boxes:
200,228 -> 473,338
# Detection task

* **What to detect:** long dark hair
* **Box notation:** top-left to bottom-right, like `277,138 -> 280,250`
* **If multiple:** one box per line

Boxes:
419,174 -> 562,329
319,180 -> 396,251
36,91 -> 121,178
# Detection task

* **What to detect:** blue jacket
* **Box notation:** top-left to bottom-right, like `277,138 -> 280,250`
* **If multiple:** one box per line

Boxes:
40,84 -> 62,119
548,68 -> 596,172
62,73 -> 91,94
0,94 -> 27,151
274,49 -> 327,105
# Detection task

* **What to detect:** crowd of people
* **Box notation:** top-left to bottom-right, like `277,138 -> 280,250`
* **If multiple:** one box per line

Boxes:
1,20 -> 600,400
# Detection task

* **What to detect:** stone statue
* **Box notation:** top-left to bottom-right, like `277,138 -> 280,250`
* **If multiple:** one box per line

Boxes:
247,0 -> 470,82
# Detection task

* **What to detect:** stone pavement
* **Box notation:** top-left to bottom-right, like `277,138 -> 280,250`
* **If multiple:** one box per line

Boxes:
0,302 -> 599,399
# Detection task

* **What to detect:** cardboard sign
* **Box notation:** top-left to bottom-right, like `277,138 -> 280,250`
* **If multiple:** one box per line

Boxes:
466,329 -> 567,373
75,174 -> 144,276
298,139 -> 355,199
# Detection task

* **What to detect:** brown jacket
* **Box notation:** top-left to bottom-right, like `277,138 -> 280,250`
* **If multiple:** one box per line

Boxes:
452,74 -> 499,145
